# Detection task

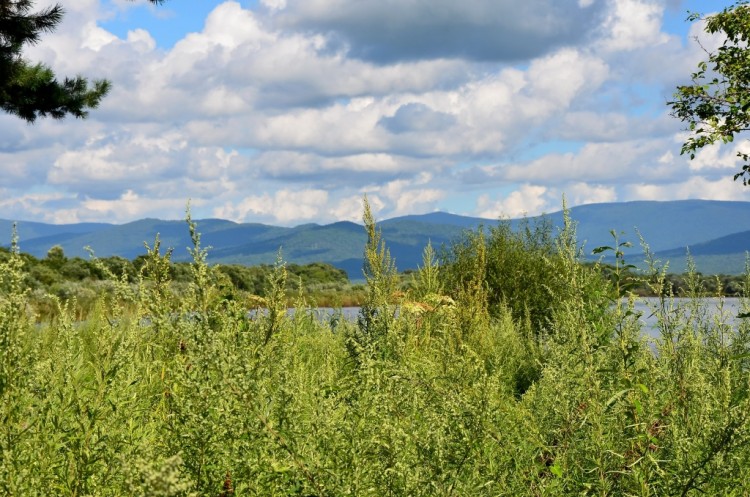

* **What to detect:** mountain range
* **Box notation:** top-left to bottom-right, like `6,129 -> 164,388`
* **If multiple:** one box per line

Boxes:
2,199 -> 750,277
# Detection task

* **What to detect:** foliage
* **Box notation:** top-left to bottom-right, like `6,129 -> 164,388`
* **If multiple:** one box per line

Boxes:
0,240 -> 357,320
348,196 -> 399,364
0,0 -> 165,122
670,1 -> 750,184
597,262 -> 750,298
0,0 -> 109,121
3,204 -> 750,495
441,212 -> 610,337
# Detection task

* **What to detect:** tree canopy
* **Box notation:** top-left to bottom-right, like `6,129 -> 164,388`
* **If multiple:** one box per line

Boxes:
0,0 -> 164,123
670,1 -> 750,184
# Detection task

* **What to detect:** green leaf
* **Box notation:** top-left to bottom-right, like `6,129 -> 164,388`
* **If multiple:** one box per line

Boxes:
605,388 -> 632,411
633,398 -> 643,417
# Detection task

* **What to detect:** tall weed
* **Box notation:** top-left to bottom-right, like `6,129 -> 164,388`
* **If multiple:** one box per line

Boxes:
3,202 -> 750,495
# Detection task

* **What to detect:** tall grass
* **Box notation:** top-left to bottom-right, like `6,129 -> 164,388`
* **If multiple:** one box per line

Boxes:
1,205 -> 750,495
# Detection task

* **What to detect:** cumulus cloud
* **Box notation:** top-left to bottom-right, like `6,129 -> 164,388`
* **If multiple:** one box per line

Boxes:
0,191 -> 78,224
275,0 -> 607,63
366,176 -> 445,216
553,112 -> 673,142
379,103 -> 457,134
476,185 -> 551,219
526,49 -> 609,110
468,138 -> 688,187
564,182 -> 618,205
689,141 -> 750,176
213,189 -> 330,223
246,151 -> 445,186
329,195 -> 369,222
2,0 -> 750,227
598,0 -> 669,52
626,176 -> 750,202
46,190 -> 191,224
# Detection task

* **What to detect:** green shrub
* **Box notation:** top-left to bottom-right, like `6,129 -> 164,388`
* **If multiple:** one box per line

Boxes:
441,210 -> 611,338
2,204 -> 750,495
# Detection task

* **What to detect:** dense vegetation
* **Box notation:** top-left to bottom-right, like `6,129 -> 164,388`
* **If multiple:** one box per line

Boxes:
0,0 -> 169,123
4,221 -> 748,324
671,1 -> 750,184
0,241 -> 361,319
2,206 -> 750,495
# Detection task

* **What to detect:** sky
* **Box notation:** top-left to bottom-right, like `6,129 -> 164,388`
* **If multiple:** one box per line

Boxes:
1,0 -> 747,226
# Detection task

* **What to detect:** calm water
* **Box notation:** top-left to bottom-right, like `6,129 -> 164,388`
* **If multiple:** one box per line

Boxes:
627,297 -> 744,339
255,299 -> 747,340
250,307 -> 361,322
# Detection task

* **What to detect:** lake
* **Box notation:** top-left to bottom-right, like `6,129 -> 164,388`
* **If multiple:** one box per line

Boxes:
627,297 -> 745,339
258,298 -> 748,340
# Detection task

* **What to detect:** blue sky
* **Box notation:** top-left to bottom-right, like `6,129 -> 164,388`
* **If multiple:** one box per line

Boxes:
1,0 -> 747,225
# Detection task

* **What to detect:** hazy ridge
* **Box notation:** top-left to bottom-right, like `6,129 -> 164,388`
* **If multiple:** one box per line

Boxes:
2,199 -> 750,276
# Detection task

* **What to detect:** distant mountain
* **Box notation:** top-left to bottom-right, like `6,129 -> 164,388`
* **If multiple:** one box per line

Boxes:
551,200 -> 750,253
386,212 -> 488,228
392,200 -> 750,254
0,219 -> 112,250
649,230 -> 750,275
17,218 -> 250,260
660,230 -> 750,258
208,219 -> 470,278
2,199 -> 750,277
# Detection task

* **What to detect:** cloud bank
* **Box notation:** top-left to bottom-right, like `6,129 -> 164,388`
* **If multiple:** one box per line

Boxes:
0,0 -> 746,226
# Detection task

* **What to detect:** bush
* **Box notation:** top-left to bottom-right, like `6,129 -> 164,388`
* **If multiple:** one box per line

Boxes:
2,205 -> 750,495
441,214 -> 610,337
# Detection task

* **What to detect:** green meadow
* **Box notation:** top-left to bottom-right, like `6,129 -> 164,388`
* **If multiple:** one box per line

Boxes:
2,203 -> 750,496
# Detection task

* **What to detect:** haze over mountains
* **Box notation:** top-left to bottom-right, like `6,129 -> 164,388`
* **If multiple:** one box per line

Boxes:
2,200 -> 750,277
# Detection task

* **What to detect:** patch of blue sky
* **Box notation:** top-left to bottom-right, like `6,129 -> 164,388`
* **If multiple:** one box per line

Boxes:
620,83 -> 672,116
662,0 -> 734,38
27,184 -> 71,196
435,192 -> 491,216
99,0 -> 260,49
232,147 -> 259,157
583,80 -> 669,118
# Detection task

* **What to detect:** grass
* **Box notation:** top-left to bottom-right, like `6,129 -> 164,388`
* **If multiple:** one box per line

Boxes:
2,206 -> 750,495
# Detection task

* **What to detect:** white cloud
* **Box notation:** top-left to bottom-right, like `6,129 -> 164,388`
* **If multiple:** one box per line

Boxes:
329,195 -> 367,222
527,49 -> 609,110
261,0 -> 288,10
0,191 -> 75,224
473,137 -> 690,187
476,185 -> 551,219
554,111 -> 671,142
81,23 -> 119,51
564,182 -> 617,205
57,190 -> 191,223
367,178 -> 445,216
626,176 -> 750,202
202,2 -> 270,50
2,0 -> 749,228
48,131 -> 189,188
213,189 -> 329,224
689,141 -> 750,174
126,29 -> 157,53
599,0 -> 669,52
